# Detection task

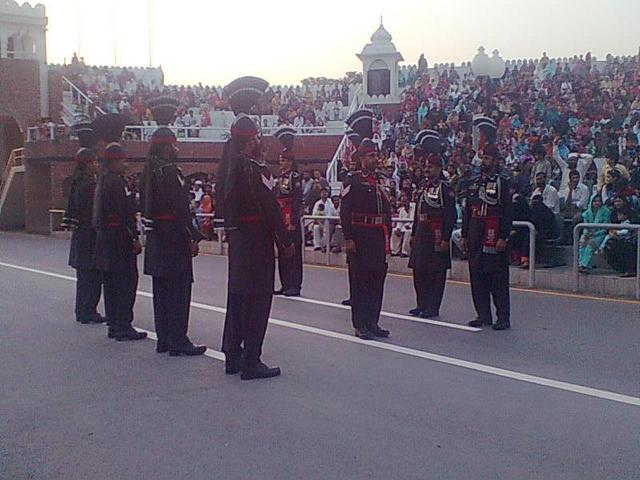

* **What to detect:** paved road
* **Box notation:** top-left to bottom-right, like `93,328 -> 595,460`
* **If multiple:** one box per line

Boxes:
1,232 -> 638,480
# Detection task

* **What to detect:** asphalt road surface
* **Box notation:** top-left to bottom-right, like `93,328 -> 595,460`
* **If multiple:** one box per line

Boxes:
1,232 -> 639,480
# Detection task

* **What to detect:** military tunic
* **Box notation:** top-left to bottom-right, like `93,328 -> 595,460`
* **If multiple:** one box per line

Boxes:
93,171 -> 139,334
275,169 -> 303,292
408,179 -> 456,317
63,171 -> 103,322
142,162 -> 204,349
221,154 -> 289,367
340,171 -> 392,331
462,173 -> 513,325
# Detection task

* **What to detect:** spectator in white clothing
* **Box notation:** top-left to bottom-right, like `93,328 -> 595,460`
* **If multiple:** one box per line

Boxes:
532,172 -> 560,214
390,193 -> 414,257
560,170 -> 590,218
312,188 -> 337,250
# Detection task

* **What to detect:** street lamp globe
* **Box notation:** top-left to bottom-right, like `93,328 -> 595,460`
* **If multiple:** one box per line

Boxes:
471,46 -> 490,77
489,49 -> 506,79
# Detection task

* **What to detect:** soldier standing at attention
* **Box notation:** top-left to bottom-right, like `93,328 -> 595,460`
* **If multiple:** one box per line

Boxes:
93,137 -> 146,342
141,96 -> 207,356
409,146 -> 456,319
217,77 -> 293,380
273,127 -> 303,297
461,144 -> 513,330
340,109 -> 392,340
62,121 -> 105,325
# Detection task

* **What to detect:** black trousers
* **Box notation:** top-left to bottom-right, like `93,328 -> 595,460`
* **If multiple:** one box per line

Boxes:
102,270 -> 138,333
413,270 -> 447,316
222,293 -> 273,367
278,231 -> 303,291
349,267 -> 387,331
152,275 -> 192,348
469,265 -> 510,325
75,268 -> 102,321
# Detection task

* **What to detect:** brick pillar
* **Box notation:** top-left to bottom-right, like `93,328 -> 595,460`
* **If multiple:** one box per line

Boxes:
24,161 -> 51,234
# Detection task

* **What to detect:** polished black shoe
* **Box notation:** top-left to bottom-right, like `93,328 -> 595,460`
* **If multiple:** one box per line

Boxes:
169,343 -> 207,356
240,362 -> 281,380
114,329 -> 147,341
283,288 -> 301,297
341,298 -> 352,306
420,311 -> 439,319
156,341 -> 169,353
409,308 -> 422,317
371,326 -> 390,338
354,328 -> 375,340
273,288 -> 285,295
492,322 -> 511,331
468,318 -> 493,327
107,328 -> 117,339
225,360 -> 241,375
78,314 -> 107,324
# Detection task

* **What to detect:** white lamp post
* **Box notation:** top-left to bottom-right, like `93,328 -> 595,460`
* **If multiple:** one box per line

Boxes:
471,47 -> 505,113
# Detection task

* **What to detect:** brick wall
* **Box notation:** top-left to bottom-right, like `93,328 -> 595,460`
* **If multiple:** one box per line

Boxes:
48,68 -> 63,124
24,161 -> 51,234
0,59 -> 41,130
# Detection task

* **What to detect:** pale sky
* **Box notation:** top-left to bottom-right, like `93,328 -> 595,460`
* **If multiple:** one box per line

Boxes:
42,0 -> 639,86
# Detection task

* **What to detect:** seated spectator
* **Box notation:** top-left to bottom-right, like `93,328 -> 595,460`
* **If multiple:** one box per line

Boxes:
329,195 -> 344,252
602,196 -> 638,277
578,194 -> 611,272
530,144 -> 553,183
560,170 -> 590,220
508,193 -> 532,267
312,188 -> 337,251
530,192 -> 556,244
390,193 -> 413,257
531,172 -> 560,214
597,146 -> 630,191
510,163 -> 532,197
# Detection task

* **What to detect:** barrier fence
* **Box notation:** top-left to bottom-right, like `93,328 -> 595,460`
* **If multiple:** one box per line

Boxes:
572,223 -> 640,300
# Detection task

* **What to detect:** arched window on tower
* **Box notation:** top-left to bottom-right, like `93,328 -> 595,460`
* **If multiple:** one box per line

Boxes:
7,36 -> 16,59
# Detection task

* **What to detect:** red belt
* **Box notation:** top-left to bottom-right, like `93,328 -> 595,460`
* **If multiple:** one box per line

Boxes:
239,215 -> 261,223
352,213 -> 390,255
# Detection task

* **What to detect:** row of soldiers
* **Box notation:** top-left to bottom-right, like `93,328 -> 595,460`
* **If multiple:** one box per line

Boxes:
64,76 -> 512,383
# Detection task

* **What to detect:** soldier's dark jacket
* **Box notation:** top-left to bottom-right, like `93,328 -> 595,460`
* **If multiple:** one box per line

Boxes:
275,170 -> 303,230
409,178 -> 457,272
462,173 -> 513,272
93,172 -> 138,272
340,171 -> 392,271
63,171 -> 98,269
226,155 -> 289,294
141,162 -> 203,280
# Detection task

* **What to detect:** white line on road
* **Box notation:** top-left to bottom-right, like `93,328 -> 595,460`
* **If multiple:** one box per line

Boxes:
278,295 -> 482,332
2,261 -> 639,408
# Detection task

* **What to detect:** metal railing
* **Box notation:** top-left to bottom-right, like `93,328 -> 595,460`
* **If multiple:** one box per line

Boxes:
326,85 -> 364,183
48,209 -> 65,233
62,75 -> 106,118
1,147 -> 24,192
573,223 -> 640,299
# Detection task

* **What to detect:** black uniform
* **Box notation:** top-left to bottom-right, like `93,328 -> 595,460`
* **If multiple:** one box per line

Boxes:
93,171 -> 139,336
462,173 -> 513,327
340,171 -> 392,334
221,154 -> 289,368
408,179 -> 456,318
275,169 -> 303,293
63,168 -> 103,323
142,160 -> 204,351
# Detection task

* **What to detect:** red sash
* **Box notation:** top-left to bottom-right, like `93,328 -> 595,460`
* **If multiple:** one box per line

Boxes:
277,198 -> 293,227
429,218 -> 443,249
352,213 -> 390,255
482,216 -> 499,254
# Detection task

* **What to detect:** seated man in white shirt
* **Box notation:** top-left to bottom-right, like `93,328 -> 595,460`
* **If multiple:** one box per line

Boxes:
552,144 -> 593,196
560,170 -> 590,220
531,171 -> 560,214
390,193 -> 414,257
312,188 -> 337,251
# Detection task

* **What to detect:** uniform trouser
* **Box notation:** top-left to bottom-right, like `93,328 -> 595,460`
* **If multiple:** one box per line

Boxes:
222,293 -> 273,367
469,263 -> 510,325
152,275 -> 192,348
102,270 -> 138,333
349,266 -> 387,331
412,270 -> 447,316
75,268 -> 102,321
278,232 -> 303,291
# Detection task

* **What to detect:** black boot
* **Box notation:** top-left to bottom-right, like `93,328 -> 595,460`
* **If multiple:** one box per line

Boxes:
468,317 -> 493,327
114,328 -> 147,341
354,328 -> 375,340
419,311 -> 438,319
169,341 -> 207,356
156,341 -> 169,353
273,288 -> 285,295
492,321 -> 511,331
408,308 -> 422,316
341,298 -> 352,306
371,326 -> 390,338
284,287 -> 301,297
240,362 -> 281,380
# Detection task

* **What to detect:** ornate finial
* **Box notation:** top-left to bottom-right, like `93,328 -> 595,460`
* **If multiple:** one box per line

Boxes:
380,15 -> 383,26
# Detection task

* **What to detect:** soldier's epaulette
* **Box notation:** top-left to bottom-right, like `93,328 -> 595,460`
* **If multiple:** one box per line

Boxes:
291,171 -> 300,179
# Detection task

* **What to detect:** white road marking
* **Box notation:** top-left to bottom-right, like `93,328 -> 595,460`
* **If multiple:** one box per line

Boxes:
278,295 -> 481,332
1,261 -> 639,407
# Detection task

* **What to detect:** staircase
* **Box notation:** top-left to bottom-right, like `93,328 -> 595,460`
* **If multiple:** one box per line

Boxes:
0,147 -> 26,230
60,76 -> 106,126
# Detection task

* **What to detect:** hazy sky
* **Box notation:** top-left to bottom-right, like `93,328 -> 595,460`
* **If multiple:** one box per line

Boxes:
42,0 -> 639,86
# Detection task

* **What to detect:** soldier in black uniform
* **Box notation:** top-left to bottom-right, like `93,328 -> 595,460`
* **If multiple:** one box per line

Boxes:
461,144 -> 513,330
62,121 -> 104,324
273,127 -> 303,297
141,96 -> 207,356
409,146 -> 456,319
341,109 -> 392,340
93,139 -> 146,341
217,76 -> 293,380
